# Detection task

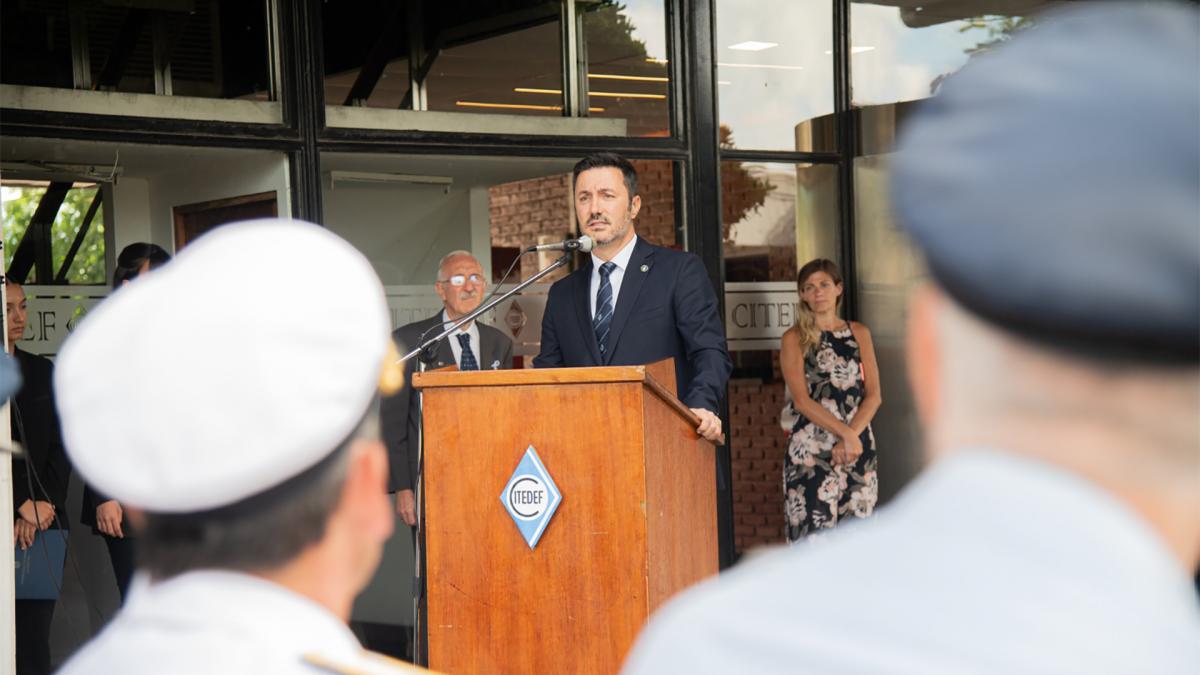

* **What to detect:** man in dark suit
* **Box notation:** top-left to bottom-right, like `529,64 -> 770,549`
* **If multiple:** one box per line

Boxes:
7,279 -> 70,675
533,152 -> 731,442
381,251 -> 514,526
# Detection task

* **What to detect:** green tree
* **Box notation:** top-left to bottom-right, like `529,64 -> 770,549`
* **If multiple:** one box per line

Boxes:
960,16 -> 1035,55
2,183 -> 107,285
719,125 -> 775,241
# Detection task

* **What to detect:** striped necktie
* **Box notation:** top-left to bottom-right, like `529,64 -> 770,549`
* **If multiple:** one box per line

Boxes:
456,333 -> 479,371
593,262 -> 617,356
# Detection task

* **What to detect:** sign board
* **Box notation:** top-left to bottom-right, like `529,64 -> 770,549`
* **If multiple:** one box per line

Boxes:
723,281 -> 800,351
17,281 -> 796,359
15,286 -> 109,358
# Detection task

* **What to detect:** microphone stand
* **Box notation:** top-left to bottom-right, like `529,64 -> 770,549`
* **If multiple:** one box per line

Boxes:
399,252 -> 571,365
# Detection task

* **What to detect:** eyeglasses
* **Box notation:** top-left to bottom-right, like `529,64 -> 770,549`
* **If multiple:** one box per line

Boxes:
438,273 -> 485,287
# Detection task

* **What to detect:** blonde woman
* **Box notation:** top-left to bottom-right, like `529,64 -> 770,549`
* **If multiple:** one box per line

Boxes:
780,259 -> 882,541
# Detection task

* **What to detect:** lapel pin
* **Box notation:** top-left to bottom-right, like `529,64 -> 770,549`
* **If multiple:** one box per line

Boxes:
490,360 -> 501,370
640,264 -> 649,273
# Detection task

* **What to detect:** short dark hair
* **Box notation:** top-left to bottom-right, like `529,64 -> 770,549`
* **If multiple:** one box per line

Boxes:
113,243 -> 171,288
136,406 -> 378,579
572,152 -> 639,198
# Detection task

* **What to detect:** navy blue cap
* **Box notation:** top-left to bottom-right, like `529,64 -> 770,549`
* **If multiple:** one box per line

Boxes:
891,2 -> 1199,362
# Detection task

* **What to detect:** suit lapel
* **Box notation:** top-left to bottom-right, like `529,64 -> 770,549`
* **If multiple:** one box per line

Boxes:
571,262 -> 603,365
422,313 -> 457,369
603,239 -> 654,364
477,330 -> 492,370
478,329 -> 502,370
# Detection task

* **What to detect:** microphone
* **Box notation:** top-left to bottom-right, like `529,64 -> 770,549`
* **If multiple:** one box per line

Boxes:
526,235 -> 594,254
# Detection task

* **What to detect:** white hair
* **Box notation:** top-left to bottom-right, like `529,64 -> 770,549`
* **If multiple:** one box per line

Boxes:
435,250 -> 478,282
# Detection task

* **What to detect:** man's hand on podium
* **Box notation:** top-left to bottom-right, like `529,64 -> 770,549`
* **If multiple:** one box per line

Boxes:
397,489 -> 417,526
690,408 -> 725,444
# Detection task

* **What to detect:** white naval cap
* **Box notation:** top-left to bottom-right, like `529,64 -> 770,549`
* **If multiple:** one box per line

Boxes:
54,219 -> 394,513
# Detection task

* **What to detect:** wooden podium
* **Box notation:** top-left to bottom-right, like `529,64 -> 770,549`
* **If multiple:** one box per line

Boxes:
413,361 -> 717,674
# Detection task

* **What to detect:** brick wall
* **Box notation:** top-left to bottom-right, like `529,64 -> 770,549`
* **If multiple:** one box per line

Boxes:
628,159 -> 676,247
770,246 -> 797,285
489,174 -> 574,282
488,160 -> 677,279
729,352 -> 789,552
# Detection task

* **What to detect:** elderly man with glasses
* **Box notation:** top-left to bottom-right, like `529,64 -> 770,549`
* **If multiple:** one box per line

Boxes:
381,250 -> 514,527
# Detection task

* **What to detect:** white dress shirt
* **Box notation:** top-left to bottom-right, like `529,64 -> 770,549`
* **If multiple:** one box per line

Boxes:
443,309 -> 481,369
623,450 -> 1200,675
590,235 -> 639,320
58,570 -> 421,674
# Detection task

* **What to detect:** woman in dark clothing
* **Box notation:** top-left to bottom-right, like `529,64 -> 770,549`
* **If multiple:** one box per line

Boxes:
8,279 -> 70,675
780,259 -> 883,542
78,243 -> 171,600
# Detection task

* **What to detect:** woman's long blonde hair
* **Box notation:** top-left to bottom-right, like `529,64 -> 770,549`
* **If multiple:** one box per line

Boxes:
794,258 -> 844,355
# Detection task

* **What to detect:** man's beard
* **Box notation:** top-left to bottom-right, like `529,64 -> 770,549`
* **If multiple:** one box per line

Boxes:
590,218 -> 628,245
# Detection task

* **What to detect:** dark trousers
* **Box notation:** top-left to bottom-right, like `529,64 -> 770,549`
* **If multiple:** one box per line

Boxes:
16,599 -> 55,675
103,535 -> 136,602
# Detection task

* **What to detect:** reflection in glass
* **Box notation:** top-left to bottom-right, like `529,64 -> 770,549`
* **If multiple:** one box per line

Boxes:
851,4 -> 1031,154
322,1 -> 412,108
852,6 -> 1032,107
581,0 -> 671,137
715,0 -> 834,151
721,162 -> 839,552
852,154 -> 926,503
722,162 -> 839,283
428,19 -> 563,116
323,1 -> 563,116
1,1 -> 271,100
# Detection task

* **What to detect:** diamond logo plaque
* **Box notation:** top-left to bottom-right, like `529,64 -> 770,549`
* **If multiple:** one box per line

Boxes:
500,445 -> 562,549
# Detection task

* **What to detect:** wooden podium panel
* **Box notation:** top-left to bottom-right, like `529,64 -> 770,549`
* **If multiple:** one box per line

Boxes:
415,363 -> 716,674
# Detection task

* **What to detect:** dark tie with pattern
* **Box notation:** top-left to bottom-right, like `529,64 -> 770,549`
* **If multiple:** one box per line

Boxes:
456,333 -> 479,370
593,261 -> 617,356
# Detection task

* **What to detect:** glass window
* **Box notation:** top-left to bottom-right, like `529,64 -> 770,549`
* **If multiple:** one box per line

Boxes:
426,16 -> 563,117
720,162 -> 840,553
715,0 -> 834,151
851,154 -> 927,504
580,0 -> 671,137
1,1 -> 272,100
3,180 -> 107,286
849,4 -> 1038,499
851,5 -> 1032,154
322,0 -> 412,108
322,1 -> 673,134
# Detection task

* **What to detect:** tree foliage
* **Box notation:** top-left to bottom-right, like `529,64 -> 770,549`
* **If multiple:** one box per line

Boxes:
959,15 -> 1035,55
719,125 -> 775,241
2,183 -> 107,285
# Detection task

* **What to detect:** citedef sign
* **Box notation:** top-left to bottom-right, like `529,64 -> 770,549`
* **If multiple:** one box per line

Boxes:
17,286 -> 110,358
500,445 -> 562,549
723,281 -> 801,351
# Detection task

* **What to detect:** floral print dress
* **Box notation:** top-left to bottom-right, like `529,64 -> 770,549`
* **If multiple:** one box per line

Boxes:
784,324 -> 877,542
